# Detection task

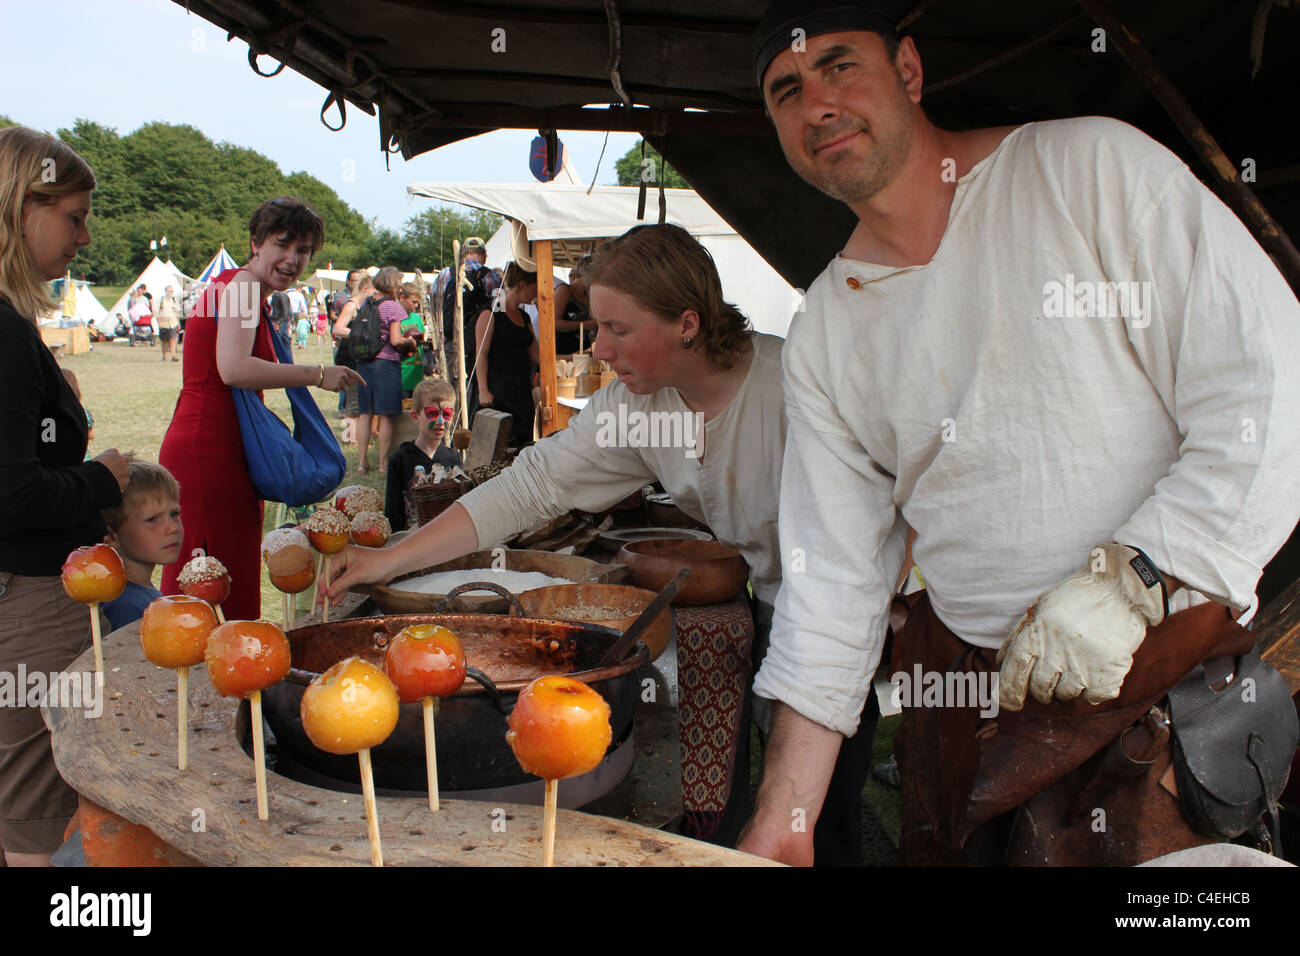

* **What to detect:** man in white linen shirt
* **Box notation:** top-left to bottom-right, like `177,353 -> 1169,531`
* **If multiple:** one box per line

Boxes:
739,0 -> 1300,866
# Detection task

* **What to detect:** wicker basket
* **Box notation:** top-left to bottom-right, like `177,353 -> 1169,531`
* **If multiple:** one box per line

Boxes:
407,475 -> 476,527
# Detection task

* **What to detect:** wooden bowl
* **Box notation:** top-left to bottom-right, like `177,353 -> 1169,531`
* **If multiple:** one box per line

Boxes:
616,540 -> 748,607
363,549 -> 627,614
518,583 -> 674,661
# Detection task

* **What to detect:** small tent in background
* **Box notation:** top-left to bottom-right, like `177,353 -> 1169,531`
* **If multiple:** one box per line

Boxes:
106,257 -> 190,322
69,281 -> 110,333
44,276 -> 111,332
197,245 -> 238,283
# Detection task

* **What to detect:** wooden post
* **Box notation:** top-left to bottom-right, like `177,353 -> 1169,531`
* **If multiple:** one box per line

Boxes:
1077,0 -> 1300,294
414,268 -> 446,384
451,240 -> 469,428
537,239 -> 559,437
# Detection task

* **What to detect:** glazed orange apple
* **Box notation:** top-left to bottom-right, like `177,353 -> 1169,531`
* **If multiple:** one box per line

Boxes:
350,511 -> 391,548
140,595 -> 219,669
204,620 -> 292,699
177,555 -> 231,607
262,528 -> 315,594
304,508 -> 350,554
385,625 -> 466,702
301,657 -> 399,754
61,544 -> 127,604
505,676 -> 612,780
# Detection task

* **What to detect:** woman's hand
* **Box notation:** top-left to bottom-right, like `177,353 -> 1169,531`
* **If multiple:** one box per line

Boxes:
321,365 -> 365,392
318,543 -> 396,604
479,387 -> 494,406
93,449 -> 131,490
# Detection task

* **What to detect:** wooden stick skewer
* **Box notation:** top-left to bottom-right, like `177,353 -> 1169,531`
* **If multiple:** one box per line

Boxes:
358,748 -> 383,866
177,666 -> 189,770
214,605 -> 225,625
322,554 -> 332,624
542,778 -> 558,867
250,689 -> 269,820
283,591 -> 293,631
423,697 -> 439,812
88,603 -> 104,676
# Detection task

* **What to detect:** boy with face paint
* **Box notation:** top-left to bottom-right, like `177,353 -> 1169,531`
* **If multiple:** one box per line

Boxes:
743,0 -> 1300,865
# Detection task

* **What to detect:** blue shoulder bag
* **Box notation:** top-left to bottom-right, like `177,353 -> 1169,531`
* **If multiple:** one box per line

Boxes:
228,311 -> 346,505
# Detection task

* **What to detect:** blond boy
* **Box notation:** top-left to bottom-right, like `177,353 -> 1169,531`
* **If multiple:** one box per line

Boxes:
101,462 -> 183,630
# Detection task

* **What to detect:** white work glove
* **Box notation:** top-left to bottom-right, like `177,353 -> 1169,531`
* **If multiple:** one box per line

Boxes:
997,544 -> 1167,712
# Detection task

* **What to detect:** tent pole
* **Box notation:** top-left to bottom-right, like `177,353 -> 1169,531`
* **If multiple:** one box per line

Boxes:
537,239 -> 559,437
1077,0 -> 1300,293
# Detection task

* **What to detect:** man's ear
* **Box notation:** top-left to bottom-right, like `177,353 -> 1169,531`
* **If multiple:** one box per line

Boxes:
896,36 -> 924,103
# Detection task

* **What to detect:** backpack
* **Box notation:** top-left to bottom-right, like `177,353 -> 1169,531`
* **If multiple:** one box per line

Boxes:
442,263 -> 493,343
348,296 -> 388,362
327,289 -> 351,317
269,291 -> 291,325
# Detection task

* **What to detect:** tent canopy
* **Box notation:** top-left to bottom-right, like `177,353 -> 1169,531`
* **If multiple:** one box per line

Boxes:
410,181 -> 802,337
168,0 -> 1300,291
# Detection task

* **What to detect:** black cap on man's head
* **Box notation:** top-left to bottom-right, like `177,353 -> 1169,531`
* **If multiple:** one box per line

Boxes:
753,0 -> 900,89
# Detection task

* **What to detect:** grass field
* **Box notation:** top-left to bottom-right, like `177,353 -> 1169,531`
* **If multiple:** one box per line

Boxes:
64,335 -> 387,617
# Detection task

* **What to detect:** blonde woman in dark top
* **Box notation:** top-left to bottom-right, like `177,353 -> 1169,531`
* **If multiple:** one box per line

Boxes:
0,126 -> 130,866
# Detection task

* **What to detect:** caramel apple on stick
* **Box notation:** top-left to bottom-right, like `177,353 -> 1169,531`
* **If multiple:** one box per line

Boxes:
303,508 -> 350,622
385,624 -> 467,811
140,595 -> 219,770
506,675 -> 612,866
301,657 -> 399,866
205,620 -> 292,820
61,544 -> 127,676
176,554 -> 231,624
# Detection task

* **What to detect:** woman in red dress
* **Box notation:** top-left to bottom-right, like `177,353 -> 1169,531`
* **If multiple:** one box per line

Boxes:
160,198 -> 363,619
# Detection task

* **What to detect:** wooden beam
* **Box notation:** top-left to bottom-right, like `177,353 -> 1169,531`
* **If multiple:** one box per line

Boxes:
1251,576 -> 1300,695
1077,0 -> 1300,294
537,239 -> 559,437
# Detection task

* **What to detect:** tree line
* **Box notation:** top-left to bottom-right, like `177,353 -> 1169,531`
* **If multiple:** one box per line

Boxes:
0,114 -> 500,285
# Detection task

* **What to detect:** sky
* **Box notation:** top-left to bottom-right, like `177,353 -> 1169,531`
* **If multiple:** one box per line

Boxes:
0,0 -> 643,231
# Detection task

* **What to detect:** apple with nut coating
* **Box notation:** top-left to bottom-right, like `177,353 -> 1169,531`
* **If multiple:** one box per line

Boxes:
385,624 -> 466,702
301,657 -> 400,754
505,675 -> 612,780
304,507 -> 350,554
350,511 -> 391,548
177,555 -> 231,607
61,544 -> 127,604
204,620 -> 292,699
140,595 -> 219,669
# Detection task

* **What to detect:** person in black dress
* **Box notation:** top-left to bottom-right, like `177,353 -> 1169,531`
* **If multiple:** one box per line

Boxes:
473,261 -> 539,448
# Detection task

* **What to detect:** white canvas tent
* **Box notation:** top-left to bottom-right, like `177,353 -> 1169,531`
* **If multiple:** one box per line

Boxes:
107,257 -> 190,324
403,183 -> 801,338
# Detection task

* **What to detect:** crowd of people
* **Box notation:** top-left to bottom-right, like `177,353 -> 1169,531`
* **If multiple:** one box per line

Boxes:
3,0 -> 1298,872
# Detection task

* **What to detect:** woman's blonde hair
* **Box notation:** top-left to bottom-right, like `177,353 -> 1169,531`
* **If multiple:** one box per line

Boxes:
586,223 -> 751,370
0,126 -> 96,322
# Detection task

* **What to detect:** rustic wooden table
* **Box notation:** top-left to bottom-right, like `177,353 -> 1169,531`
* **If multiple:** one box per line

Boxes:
45,593 -> 768,867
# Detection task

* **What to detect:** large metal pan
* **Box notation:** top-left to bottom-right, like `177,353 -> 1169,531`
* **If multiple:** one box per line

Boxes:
260,584 -> 648,792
